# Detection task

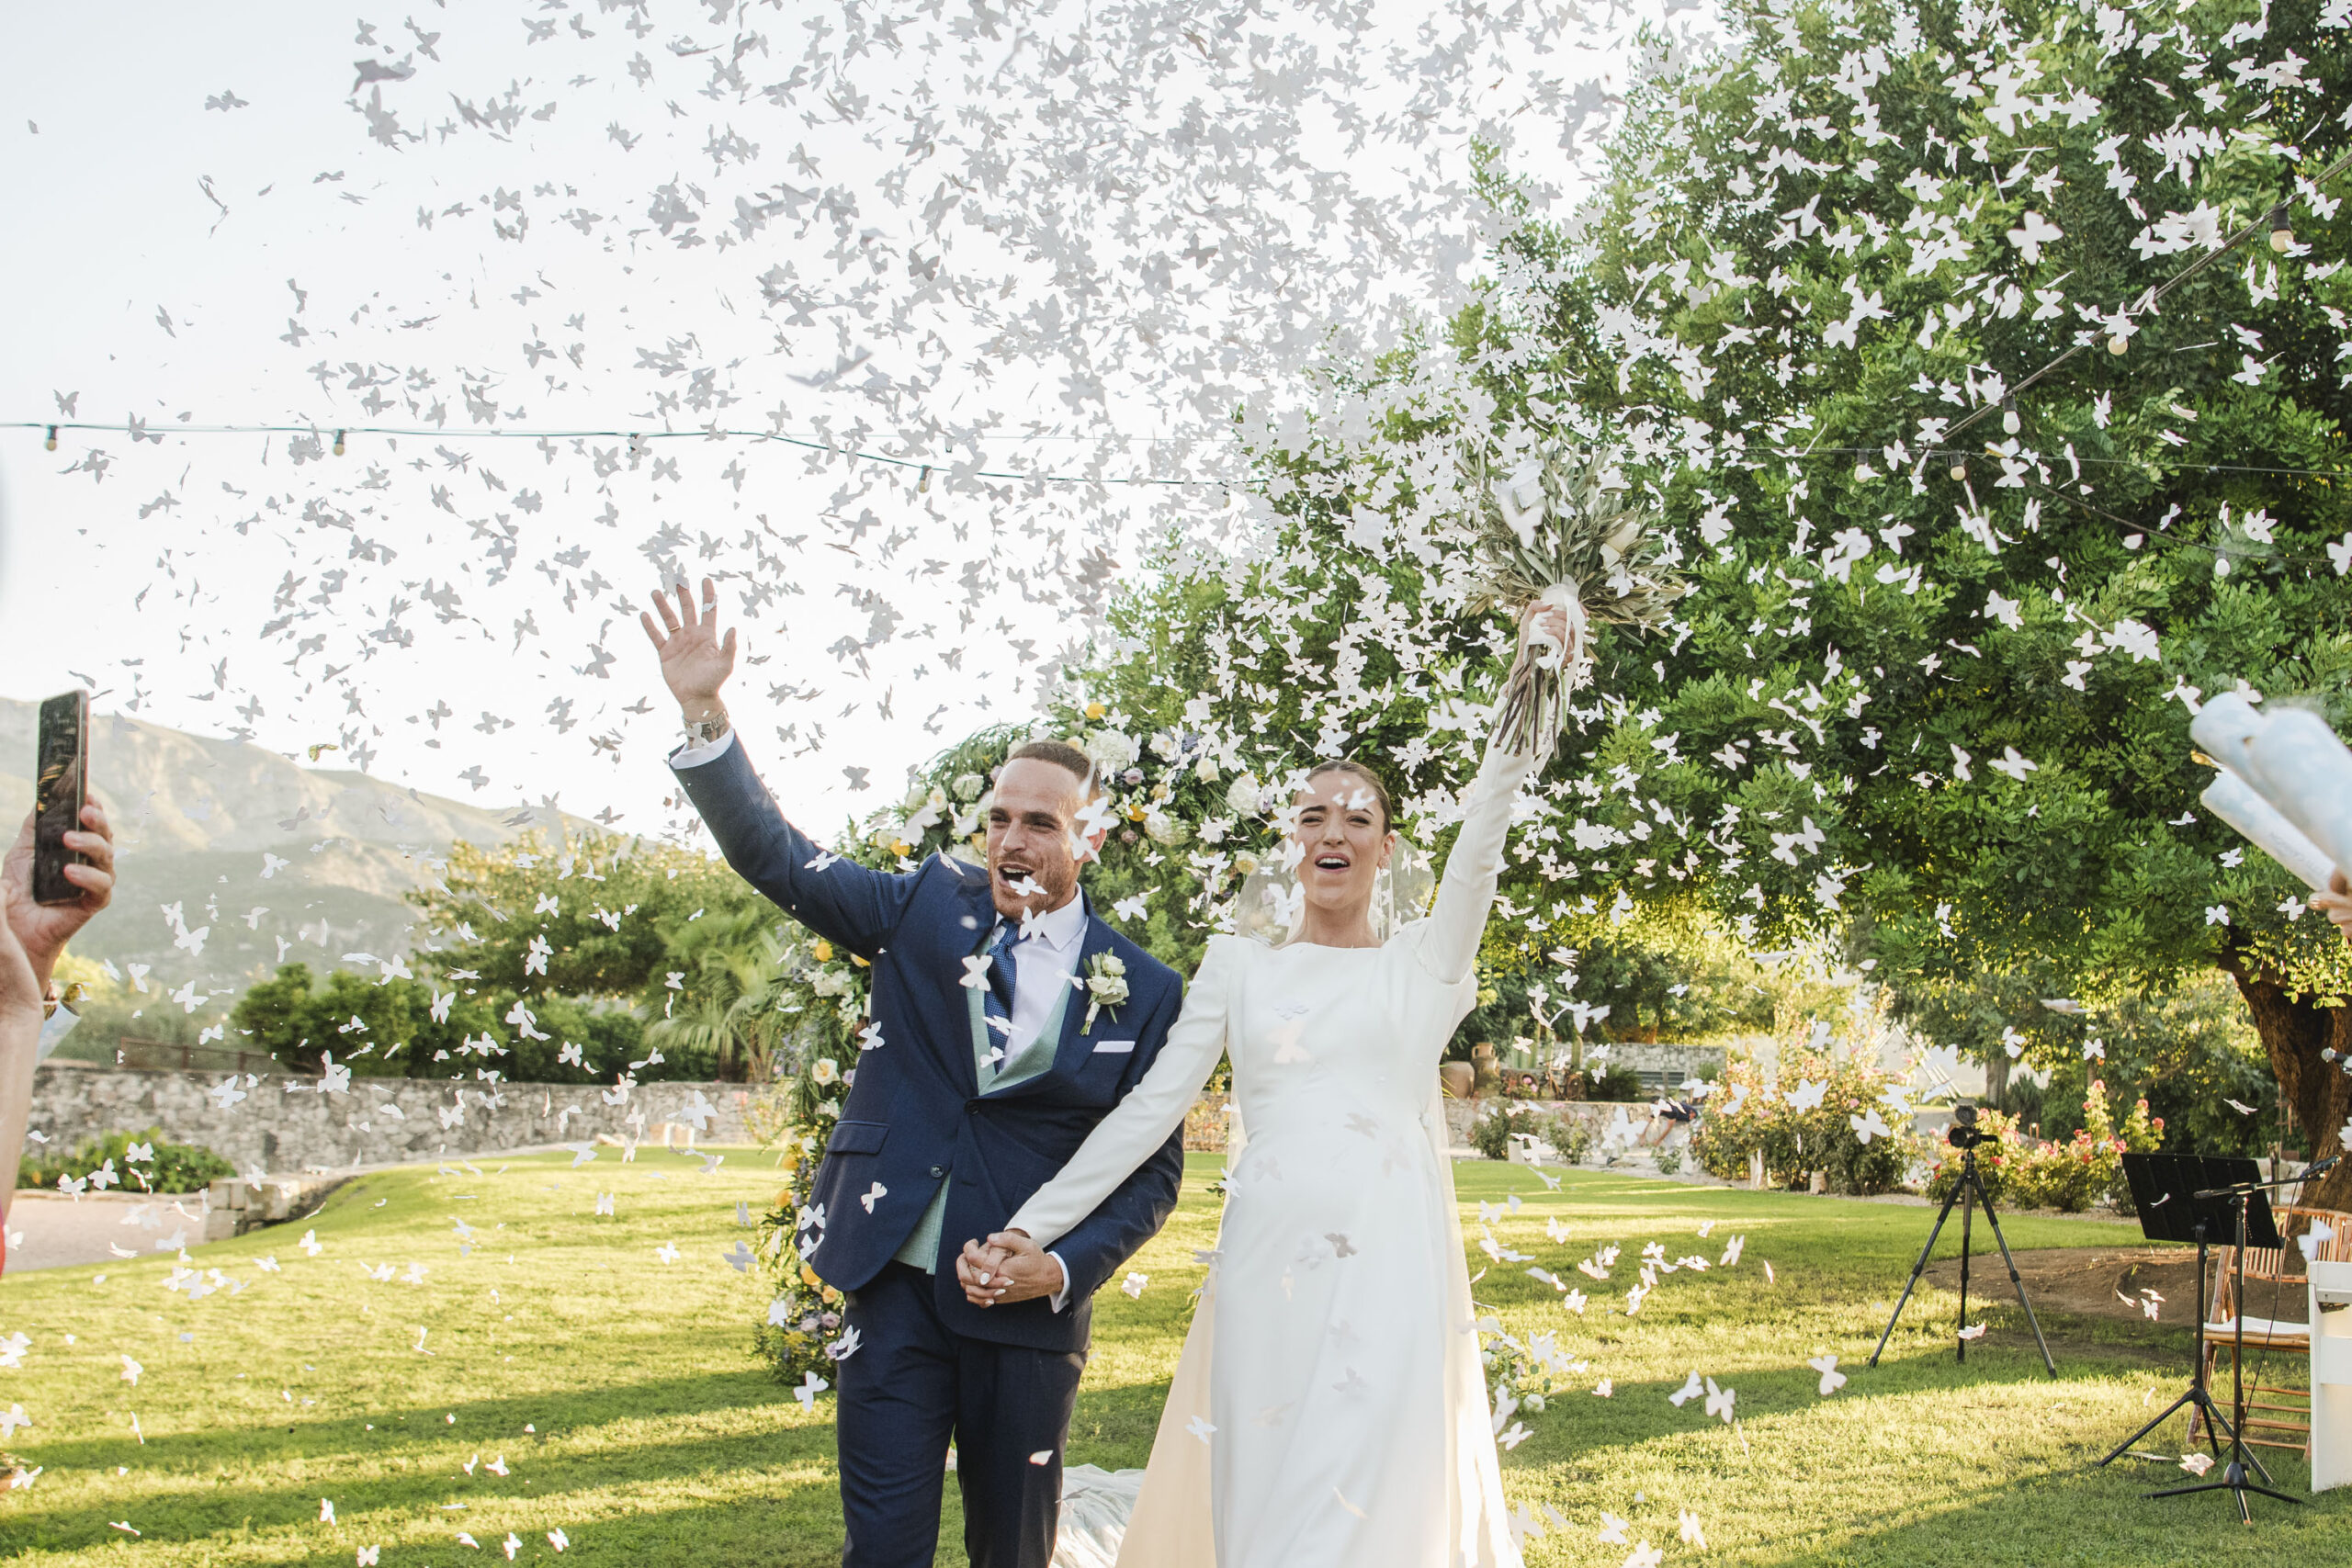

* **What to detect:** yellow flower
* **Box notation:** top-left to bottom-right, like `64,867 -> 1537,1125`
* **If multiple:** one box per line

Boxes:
890,839 -> 911,857
801,1264 -> 821,1288
1125,802 -> 1148,821
779,1146 -> 800,1172
812,940 -> 834,963
851,953 -> 871,968
775,1188 -> 794,1210
1085,701 -> 1106,719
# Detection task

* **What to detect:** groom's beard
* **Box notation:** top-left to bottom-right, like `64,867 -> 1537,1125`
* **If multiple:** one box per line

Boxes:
989,855 -> 1076,921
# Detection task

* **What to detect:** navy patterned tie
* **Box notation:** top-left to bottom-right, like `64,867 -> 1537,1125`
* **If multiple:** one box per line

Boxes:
980,921 -> 1024,1061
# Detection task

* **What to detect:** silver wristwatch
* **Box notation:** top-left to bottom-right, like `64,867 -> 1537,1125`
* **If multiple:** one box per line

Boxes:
683,714 -> 731,745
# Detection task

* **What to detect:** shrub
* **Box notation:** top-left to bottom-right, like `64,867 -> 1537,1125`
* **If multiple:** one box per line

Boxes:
18,1127 -> 233,1194
1690,1051 -> 1917,1195
1655,1144 -> 1684,1177
1583,1066 -> 1646,1101
1469,1104 -> 1595,1165
1924,1080 -> 2161,1214
1470,1104 -> 1544,1161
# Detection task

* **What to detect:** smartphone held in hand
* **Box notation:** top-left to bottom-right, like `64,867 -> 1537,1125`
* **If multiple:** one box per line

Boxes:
33,689 -> 89,907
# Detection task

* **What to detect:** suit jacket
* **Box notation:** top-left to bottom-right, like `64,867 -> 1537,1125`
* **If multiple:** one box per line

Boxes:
674,737 -> 1186,1352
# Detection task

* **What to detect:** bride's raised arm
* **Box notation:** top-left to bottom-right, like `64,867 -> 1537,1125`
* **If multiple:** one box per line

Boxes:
1417,612 -> 1562,987
999,937 -> 1237,1251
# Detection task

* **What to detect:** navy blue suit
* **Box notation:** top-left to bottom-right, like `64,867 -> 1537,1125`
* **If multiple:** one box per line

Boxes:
673,738 -> 1186,1567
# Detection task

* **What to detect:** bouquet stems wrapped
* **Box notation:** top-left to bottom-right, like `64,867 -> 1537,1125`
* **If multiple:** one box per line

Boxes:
1463,447 -> 1688,755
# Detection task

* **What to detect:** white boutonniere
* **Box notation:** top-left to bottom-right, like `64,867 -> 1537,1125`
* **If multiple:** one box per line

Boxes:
1082,952 -> 1129,1032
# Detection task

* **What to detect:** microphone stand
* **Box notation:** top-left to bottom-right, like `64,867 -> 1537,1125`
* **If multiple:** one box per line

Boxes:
2144,1170 -> 2315,1522
2098,1217 -> 2233,1469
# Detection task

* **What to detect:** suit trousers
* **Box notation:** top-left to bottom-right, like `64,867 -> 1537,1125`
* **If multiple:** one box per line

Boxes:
835,1261 -> 1087,1568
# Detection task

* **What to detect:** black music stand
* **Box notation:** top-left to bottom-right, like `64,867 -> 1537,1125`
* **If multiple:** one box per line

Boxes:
2098,1155 -> 2267,1472
2106,1155 -> 2295,1522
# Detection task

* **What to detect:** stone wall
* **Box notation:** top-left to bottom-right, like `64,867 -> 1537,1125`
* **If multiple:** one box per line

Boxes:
1576,1043 -> 1725,1089
1443,1097 -> 1665,1149
28,1062 -> 754,1175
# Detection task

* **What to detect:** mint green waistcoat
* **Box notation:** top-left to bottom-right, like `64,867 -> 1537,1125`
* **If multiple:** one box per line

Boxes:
891,964 -> 1077,1273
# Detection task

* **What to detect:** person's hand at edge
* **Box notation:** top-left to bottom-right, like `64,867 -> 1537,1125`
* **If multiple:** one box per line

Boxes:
3,802 -> 116,996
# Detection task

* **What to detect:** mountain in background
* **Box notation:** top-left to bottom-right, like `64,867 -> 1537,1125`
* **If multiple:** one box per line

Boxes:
0,697 -> 599,992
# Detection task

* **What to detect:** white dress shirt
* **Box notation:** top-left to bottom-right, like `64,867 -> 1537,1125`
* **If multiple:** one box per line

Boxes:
993,892 -> 1087,1313
670,727 -> 738,771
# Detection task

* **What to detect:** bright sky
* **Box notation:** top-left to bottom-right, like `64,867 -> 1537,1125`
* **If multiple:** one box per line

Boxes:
0,1 -> 1666,841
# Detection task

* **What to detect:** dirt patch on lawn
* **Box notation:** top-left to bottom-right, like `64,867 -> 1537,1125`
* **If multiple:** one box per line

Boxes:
1920,1247 -> 2206,1325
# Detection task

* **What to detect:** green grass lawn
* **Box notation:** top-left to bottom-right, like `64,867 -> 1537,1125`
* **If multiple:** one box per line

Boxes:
0,1150 -> 2344,1565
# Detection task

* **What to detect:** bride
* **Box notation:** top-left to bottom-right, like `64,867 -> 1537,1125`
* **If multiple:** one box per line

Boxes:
957,604 -> 1567,1568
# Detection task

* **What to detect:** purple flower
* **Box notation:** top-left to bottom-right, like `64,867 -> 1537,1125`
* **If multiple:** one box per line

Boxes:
1122,767 -> 1145,786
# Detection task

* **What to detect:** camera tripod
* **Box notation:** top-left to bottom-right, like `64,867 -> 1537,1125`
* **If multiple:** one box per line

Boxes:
1869,1140 -> 2057,1377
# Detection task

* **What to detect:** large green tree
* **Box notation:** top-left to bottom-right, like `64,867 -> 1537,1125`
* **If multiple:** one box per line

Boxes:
1449,0 -> 2352,1197
1017,0 -> 2352,1200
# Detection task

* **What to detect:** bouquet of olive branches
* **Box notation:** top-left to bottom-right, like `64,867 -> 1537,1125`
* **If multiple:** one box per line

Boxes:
1460,446 -> 1688,755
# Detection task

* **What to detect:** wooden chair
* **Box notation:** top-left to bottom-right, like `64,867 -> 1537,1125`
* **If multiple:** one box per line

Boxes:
2191,1205 -> 2352,1456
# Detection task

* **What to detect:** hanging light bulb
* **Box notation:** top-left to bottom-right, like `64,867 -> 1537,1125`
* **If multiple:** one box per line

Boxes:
44,424 -> 58,451
2269,204 -> 2295,253
1949,457 -> 1968,482
918,464 -> 932,494
2108,333 -> 2130,355
2001,397 -> 2020,435
332,429 -> 347,457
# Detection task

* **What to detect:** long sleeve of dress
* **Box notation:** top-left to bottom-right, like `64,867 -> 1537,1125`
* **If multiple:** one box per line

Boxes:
1415,739 -> 1544,987
1002,937 -> 1236,1252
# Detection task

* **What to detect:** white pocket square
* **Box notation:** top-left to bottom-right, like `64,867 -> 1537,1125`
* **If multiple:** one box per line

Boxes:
1092,1039 -> 1135,1055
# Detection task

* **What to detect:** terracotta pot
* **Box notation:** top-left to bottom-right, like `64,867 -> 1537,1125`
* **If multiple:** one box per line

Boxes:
1439,1062 -> 1476,1101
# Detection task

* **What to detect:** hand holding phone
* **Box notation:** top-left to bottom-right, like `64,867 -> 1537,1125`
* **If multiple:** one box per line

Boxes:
5,694 -> 114,998
33,692 -> 89,907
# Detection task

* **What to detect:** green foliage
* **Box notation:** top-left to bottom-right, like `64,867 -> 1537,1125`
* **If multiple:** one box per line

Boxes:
1453,0 -> 2352,1006
1900,968 -> 2273,1155
413,831 -> 756,1000
1690,1050 -> 1917,1194
1468,1103 -> 1596,1165
1924,1078 -> 2162,1213
746,935 -> 876,1387
1583,1066 -> 1649,1103
18,1126 -> 232,1195
228,962 -> 658,1083
645,905 -> 804,1082
1057,0 -> 2352,1082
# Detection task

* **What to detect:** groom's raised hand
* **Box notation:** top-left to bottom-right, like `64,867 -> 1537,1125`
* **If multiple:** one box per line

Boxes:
639,577 -> 737,723
956,1231 -> 1065,1307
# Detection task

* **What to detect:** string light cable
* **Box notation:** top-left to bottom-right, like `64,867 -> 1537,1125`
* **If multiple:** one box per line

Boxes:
8,419 -> 1238,490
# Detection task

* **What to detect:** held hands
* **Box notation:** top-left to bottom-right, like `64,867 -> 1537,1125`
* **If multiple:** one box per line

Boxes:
956,1230 -> 1066,1308
639,577 -> 738,723
3,802 -> 116,996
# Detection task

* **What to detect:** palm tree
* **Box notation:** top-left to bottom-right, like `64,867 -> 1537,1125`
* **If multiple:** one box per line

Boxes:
644,906 -> 802,1082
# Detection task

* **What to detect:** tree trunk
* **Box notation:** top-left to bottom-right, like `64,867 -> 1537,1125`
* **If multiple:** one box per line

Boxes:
2218,953 -> 2352,1219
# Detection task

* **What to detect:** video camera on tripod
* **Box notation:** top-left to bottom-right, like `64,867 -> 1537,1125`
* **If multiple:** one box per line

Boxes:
1870,1099 -> 2056,1377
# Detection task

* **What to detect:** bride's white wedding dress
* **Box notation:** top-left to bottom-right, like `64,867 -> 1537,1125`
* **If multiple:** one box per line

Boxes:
1018,739 -> 1540,1568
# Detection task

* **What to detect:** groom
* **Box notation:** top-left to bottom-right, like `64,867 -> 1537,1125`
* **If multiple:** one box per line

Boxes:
640,580 -> 1188,1568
